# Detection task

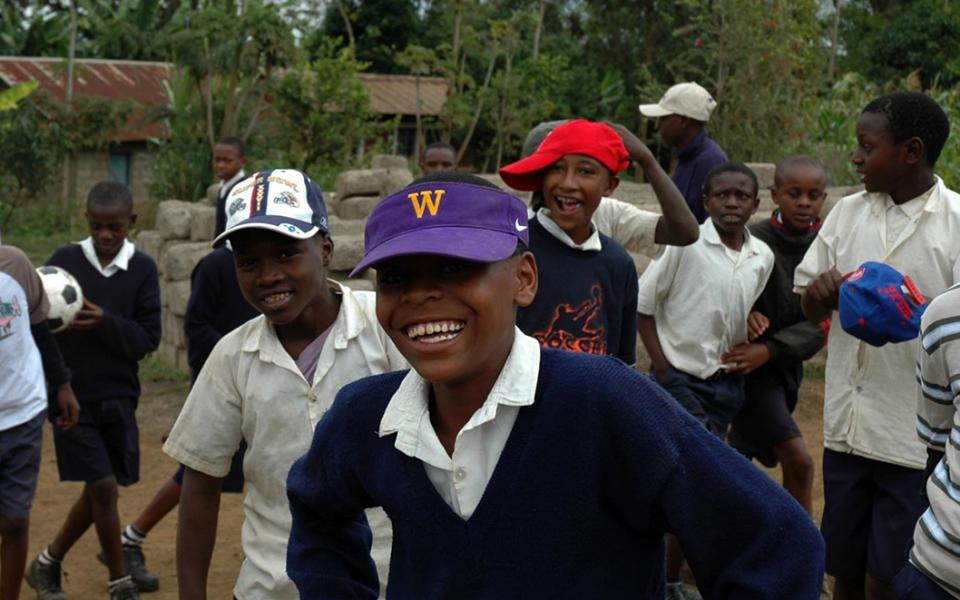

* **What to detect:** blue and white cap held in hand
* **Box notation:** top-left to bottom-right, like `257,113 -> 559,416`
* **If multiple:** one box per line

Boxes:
213,169 -> 329,247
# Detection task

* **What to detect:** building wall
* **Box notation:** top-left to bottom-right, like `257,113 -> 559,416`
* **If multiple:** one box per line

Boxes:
53,143 -> 156,211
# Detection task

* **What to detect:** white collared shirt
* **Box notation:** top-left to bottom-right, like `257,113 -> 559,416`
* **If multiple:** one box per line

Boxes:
163,281 -> 405,600
637,219 -> 774,379
378,328 -> 540,520
536,208 -> 602,251
219,169 -> 246,200
527,197 -> 663,257
794,177 -> 960,469
78,237 -> 135,278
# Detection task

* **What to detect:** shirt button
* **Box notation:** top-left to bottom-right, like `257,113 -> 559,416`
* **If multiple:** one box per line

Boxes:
855,386 -> 863,394
309,392 -> 317,403
454,468 -> 466,481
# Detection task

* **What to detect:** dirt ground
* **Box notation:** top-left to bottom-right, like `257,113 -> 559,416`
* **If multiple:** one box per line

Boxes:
20,373 -> 828,599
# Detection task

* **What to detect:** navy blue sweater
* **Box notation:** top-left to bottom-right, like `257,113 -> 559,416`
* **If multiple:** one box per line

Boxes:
47,245 -> 161,403
517,218 -> 638,364
184,247 -> 257,380
287,349 -> 824,599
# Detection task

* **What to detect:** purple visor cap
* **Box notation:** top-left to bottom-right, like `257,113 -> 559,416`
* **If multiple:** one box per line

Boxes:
350,181 -> 530,276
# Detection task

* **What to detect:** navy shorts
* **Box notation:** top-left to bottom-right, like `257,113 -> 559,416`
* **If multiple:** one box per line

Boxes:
654,367 -> 745,438
728,369 -> 802,468
172,439 -> 246,494
0,411 -> 45,519
52,398 -> 139,486
821,449 -> 925,584
892,562 -> 956,599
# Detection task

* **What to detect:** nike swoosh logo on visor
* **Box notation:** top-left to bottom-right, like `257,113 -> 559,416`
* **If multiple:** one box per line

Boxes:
515,219 -> 528,232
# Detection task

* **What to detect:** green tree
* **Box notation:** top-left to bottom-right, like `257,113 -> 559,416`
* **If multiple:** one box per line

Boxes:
319,0 -> 421,73
269,39 -> 384,182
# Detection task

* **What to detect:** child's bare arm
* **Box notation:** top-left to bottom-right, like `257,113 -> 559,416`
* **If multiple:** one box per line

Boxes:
801,268 -> 843,323
605,122 -> 699,246
176,468 -> 224,600
638,314 -> 670,379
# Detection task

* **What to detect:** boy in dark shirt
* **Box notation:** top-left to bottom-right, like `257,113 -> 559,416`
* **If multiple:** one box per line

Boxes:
27,181 -> 161,600
500,120 -> 664,364
286,172 -> 824,599
727,156 -> 829,515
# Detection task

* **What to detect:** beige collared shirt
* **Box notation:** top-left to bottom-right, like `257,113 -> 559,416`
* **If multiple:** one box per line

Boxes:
378,329 -> 540,520
163,281 -> 405,600
794,177 -> 960,469
637,219 -> 774,379
78,237 -> 135,278
529,197 -> 663,257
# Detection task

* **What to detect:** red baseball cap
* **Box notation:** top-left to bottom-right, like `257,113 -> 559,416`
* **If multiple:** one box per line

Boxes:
499,119 -> 631,191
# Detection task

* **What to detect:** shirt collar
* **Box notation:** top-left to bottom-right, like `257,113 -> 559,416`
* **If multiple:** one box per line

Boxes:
220,169 -> 246,196
77,237 -> 135,277
535,208 -> 602,251
378,328 -> 541,456
867,176 -> 944,217
700,218 -> 761,256
241,279 -> 375,361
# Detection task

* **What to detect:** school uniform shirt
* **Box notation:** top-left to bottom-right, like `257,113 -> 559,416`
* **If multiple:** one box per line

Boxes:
794,177 -> 960,470
909,283 -> 960,598
637,219 -> 774,379
526,197 -> 663,258
47,241 -> 161,404
0,246 -> 48,430
163,280 -> 405,600
379,328 -> 539,520
672,130 -> 728,223
517,210 -> 638,365
78,237 -> 135,278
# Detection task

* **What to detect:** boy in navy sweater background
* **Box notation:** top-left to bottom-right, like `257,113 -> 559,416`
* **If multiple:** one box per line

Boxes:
27,181 -> 161,600
286,172 -> 824,599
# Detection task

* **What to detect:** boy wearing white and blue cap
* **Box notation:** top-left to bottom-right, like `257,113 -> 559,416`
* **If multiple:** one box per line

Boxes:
162,169 -> 404,600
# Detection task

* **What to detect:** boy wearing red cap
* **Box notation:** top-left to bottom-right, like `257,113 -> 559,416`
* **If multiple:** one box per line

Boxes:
500,119 -> 683,365
286,171 -> 824,599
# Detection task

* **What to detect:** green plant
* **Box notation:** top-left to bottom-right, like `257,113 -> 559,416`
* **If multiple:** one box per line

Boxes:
140,354 -> 190,386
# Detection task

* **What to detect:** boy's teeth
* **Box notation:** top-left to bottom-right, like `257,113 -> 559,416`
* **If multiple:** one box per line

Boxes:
407,320 -> 464,340
264,292 -> 291,305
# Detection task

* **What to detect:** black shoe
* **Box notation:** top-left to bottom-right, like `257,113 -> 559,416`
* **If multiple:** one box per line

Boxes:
96,546 -> 159,593
109,576 -> 140,600
25,556 -> 67,600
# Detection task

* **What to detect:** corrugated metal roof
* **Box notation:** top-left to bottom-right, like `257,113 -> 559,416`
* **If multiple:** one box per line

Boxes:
0,58 -> 448,141
0,56 -> 170,141
358,73 -> 447,116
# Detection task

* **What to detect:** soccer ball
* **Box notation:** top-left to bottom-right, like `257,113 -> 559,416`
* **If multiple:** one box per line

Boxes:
36,266 -> 83,333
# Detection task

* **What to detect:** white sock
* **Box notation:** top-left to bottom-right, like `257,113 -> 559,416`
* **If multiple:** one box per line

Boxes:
108,575 -> 133,590
121,524 -> 146,547
38,546 -> 61,565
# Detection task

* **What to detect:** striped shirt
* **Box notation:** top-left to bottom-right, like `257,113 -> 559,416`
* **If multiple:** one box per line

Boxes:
909,283 -> 960,597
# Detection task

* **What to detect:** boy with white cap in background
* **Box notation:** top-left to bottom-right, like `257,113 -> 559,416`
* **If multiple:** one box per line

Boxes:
639,82 -> 729,223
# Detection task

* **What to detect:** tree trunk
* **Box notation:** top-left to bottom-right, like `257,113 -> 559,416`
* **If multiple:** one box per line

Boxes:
337,0 -> 356,60
458,46 -> 498,164
532,0 -> 546,58
61,0 -> 78,210
413,72 -> 423,160
828,0 -> 841,83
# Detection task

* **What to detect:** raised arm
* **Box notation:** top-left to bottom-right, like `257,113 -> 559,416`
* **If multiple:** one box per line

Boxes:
605,122 -> 699,246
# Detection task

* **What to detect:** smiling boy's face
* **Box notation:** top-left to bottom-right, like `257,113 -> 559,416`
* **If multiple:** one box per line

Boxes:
375,252 -> 537,386
541,154 -> 618,245
231,229 -> 332,325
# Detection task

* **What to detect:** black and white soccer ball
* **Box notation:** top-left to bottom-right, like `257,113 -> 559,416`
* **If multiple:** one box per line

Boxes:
36,266 -> 83,333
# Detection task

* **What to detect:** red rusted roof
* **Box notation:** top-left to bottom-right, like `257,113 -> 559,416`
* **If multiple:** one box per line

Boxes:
0,56 -> 170,141
0,58 -> 448,141
358,73 -> 447,116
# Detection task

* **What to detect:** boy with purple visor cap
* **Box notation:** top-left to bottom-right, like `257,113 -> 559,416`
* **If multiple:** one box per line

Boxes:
287,171 -> 825,599
163,169 -> 404,600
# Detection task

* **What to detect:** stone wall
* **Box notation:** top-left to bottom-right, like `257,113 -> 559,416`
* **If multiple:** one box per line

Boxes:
135,155 -> 412,373
49,145 -> 156,211
136,158 -> 861,373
